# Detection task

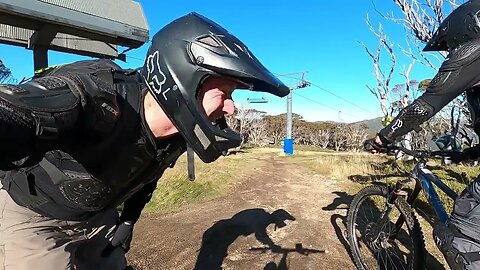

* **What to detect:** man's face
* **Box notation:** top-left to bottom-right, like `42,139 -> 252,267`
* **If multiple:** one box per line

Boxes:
199,77 -> 238,121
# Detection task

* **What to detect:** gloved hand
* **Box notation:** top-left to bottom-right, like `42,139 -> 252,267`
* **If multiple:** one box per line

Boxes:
111,221 -> 134,252
450,146 -> 480,163
363,136 -> 390,153
102,221 -> 134,257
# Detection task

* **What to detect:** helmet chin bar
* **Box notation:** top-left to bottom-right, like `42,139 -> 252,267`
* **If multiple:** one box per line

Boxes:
214,117 -> 238,157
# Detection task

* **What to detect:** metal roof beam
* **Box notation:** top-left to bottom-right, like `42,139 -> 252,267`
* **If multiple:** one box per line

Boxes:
0,0 -> 149,48
28,24 -> 58,70
28,24 -> 58,48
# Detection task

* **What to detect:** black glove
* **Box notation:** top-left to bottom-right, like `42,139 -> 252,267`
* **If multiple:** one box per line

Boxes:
450,146 -> 480,163
363,138 -> 390,153
102,221 -> 134,257
111,221 -> 134,252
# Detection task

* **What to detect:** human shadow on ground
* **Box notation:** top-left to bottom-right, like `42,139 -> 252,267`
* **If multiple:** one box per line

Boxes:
251,243 -> 325,270
194,208 -> 295,270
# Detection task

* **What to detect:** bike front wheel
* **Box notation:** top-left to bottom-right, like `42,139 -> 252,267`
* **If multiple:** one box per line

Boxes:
347,185 -> 425,270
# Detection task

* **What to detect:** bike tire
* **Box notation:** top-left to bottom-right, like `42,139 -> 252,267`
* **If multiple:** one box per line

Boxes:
346,185 -> 425,270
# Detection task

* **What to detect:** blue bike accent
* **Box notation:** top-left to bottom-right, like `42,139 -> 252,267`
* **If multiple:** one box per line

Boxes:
415,164 -> 457,224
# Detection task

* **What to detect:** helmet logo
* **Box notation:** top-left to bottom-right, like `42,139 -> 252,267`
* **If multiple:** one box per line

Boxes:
146,50 -> 171,100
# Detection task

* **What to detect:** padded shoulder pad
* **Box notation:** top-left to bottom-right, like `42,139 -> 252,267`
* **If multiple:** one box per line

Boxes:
43,59 -> 122,77
0,76 -> 80,112
74,71 -> 121,136
442,39 -> 480,70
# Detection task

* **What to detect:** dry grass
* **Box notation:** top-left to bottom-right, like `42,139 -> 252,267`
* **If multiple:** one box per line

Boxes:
285,151 -> 392,195
287,152 -> 381,177
145,149 -> 268,213
145,147 -> 480,217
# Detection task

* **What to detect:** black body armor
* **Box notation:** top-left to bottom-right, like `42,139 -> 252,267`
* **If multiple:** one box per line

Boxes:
0,60 -> 186,220
467,86 -> 480,136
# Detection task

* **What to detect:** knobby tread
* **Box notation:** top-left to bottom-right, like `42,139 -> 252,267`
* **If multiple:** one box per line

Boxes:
346,185 -> 426,270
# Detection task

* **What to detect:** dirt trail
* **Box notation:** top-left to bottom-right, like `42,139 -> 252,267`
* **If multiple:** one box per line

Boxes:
128,155 -> 356,270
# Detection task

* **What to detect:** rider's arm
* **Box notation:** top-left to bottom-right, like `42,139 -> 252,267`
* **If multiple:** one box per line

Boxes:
0,73 -> 119,169
120,180 -> 158,223
378,39 -> 480,144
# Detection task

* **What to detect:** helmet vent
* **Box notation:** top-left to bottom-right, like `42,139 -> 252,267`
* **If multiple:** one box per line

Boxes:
234,43 -> 245,52
197,35 -> 221,47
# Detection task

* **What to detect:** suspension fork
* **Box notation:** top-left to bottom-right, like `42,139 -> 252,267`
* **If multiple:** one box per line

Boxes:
367,182 -> 405,242
367,176 -> 419,243
367,203 -> 395,244
388,178 -> 421,239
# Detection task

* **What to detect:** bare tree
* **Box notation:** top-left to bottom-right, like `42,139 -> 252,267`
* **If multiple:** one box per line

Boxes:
318,130 -> 331,149
390,60 -> 422,112
264,115 -> 286,145
235,104 -> 269,146
0,59 -> 13,84
330,124 -> 348,151
236,104 -> 256,137
248,118 -> 268,146
344,125 -> 370,152
398,59 -> 417,99
376,0 -> 460,62
309,129 -> 331,148
225,114 -> 240,132
363,15 -> 397,118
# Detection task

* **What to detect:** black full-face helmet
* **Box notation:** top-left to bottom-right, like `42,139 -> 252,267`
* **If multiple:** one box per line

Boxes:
424,0 -> 480,51
141,12 -> 289,163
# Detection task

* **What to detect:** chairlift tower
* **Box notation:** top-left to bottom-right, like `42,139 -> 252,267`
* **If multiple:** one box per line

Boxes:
279,71 -> 310,155
338,111 -> 344,123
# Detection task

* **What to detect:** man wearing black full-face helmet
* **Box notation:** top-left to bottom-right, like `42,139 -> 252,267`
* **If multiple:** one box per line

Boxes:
0,13 -> 288,270
364,1 -> 480,269
141,13 -> 289,163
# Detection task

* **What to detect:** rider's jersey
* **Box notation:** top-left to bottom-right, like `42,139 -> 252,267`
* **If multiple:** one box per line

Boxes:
379,39 -> 480,143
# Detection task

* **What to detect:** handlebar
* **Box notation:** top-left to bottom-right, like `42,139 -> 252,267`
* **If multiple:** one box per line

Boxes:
391,145 -> 457,159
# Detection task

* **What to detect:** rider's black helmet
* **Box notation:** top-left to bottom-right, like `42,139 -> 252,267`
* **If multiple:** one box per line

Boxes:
141,12 -> 289,163
424,0 -> 480,51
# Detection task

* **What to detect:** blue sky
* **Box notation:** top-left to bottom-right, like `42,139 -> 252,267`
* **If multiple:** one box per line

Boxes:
0,1 -> 442,123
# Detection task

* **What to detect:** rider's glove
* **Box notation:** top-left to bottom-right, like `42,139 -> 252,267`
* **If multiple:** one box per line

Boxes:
102,221 -> 134,257
111,221 -> 134,252
363,135 -> 391,153
450,146 -> 480,163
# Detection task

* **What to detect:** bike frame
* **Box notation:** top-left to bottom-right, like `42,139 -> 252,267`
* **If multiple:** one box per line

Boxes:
351,148 -> 462,269
374,157 -> 459,245
407,161 -> 458,224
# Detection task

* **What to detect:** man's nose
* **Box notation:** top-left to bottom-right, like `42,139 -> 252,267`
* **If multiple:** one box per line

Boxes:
223,99 -> 235,116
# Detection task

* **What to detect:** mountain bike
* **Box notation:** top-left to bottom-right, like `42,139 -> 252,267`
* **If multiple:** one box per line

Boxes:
346,146 -> 458,270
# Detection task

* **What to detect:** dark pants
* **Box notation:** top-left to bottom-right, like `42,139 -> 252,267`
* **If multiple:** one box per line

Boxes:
435,175 -> 480,270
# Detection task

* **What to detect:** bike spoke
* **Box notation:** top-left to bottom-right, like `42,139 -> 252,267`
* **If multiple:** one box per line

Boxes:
351,192 -> 415,270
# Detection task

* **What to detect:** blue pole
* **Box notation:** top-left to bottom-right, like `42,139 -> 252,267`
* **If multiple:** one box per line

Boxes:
284,138 -> 294,155
284,89 -> 294,155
